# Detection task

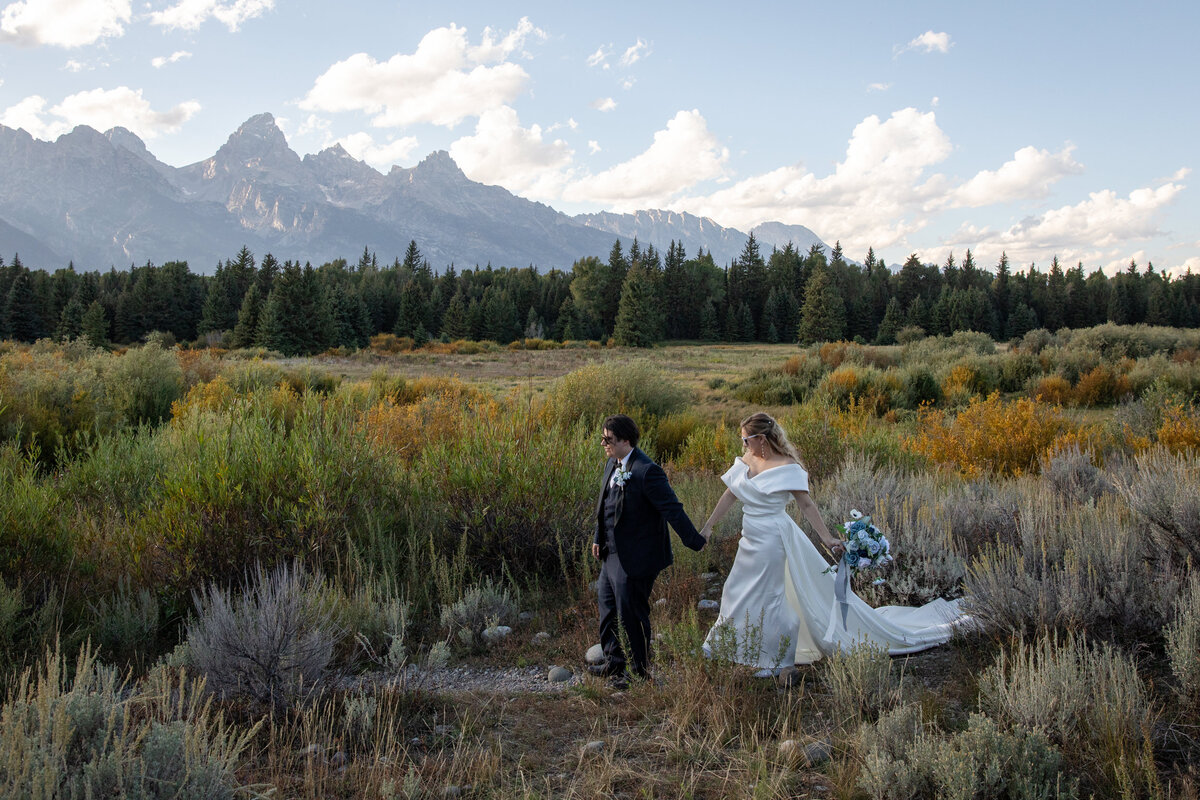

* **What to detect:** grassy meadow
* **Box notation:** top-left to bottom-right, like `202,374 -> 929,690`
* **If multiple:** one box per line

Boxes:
3,324 -> 1200,797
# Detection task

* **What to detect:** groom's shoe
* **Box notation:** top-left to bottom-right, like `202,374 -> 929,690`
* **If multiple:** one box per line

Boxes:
587,662 -> 624,677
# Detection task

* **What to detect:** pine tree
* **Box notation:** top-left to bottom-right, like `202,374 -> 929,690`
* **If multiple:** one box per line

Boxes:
81,300 -> 110,347
56,296 -> 85,341
441,291 -> 472,340
698,302 -> 720,341
874,298 -> 904,345
797,266 -> 846,344
3,267 -> 44,342
613,265 -> 661,347
394,280 -> 430,338
1005,302 -> 1038,339
228,282 -> 263,349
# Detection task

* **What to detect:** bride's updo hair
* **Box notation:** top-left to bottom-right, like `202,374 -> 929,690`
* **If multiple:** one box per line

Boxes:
740,411 -> 804,467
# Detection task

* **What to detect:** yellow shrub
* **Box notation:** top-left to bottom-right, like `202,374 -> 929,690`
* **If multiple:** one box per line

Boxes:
942,364 -> 977,406
368,333 -> 415,354
1033,374 -> 1072,405
1156,403 -> 1200,454
905,392 -> 1072,478
361,395 -> 464,459
170,375 -> 236,419
782,354 -> 804,376
819,341 -> 860,368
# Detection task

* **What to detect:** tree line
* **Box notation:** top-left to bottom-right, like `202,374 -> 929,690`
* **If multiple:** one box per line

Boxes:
1,236 -> 1199,354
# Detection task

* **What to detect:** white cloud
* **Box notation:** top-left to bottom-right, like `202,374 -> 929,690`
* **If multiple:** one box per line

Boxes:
592,97 -> 617,112
300,20 -> 538,128
899,30 -> 952,55
868,82 -> 891,92
0,95 -> 52,134
622,77 -> 636,90
941,178 -> 1186,268
669,107 -> 951,252
449,105 -> 573,200
148,0 -> 273,31
586,45 -> 609,68
64,58 -> 84,71
334,131 -> 419,170
588,140 -> 601,155
0,0 -> 130,47
151,49 -> 191,68
563,109 -> 728,208
620,38 -> 649,66
942,145 -> 1083,208
1,86 -> 199,139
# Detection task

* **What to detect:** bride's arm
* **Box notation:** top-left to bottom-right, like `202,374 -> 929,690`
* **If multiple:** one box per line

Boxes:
699,489 -> 737,540
791,490 -> 845,555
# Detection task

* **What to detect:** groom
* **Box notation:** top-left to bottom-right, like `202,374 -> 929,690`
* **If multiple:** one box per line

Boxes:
591,414 -> 707,686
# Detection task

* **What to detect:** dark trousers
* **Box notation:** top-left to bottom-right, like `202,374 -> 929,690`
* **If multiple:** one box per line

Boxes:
597,553 -> 657,676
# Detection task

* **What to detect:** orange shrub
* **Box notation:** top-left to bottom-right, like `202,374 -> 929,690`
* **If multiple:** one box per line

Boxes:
818,341 -> 861,368
1156,403 -> 1200,454
1072,365 -> 1119,407
1033,374 -> 1072,405
905,392 -> 1072,478
361,395 -> 464,459
369,333 -> 415,354
1172,348 -> 1200,364
782,354 -> 804,376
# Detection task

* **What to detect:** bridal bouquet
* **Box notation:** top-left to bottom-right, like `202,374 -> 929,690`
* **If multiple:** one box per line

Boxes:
823,509 -> 893,581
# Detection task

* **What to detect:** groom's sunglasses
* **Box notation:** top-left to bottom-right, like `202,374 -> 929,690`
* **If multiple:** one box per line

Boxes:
600,435 -> 615,445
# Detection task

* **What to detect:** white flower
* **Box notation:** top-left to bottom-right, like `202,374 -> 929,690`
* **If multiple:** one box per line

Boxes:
612,465 -> 632,487
849,509 -> 863,520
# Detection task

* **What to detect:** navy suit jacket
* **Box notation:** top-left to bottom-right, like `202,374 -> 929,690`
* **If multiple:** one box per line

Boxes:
594,448 -> 706,577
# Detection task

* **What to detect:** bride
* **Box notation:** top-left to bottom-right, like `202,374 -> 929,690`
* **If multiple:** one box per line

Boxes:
699,412 -> 966,675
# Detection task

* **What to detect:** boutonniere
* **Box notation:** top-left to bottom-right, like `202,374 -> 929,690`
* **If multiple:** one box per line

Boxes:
613,465 -> 632,488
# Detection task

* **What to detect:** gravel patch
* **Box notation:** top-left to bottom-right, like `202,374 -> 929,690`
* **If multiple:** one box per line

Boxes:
346,664 -> 584,695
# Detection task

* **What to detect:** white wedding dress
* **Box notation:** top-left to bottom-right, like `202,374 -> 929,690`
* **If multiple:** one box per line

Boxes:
702,458 -> 966,668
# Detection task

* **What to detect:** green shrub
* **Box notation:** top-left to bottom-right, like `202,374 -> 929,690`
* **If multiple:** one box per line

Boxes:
1166,574 -> 1200,712
822,641 -> 904,727
965,486 -> 1171,639
440,577 -> 518,651
102,342 -> 185,426
857,706 -> 1075,800
540,360 -> 692,429
999,350 -> 1042,392
896,365 -> 942,409
978,633 -> 1156,794
0,642 -> 254,798
87,580 -> 161,671
650,411 -> 703,463
0,445 -> 71,586
410,404 -> 595,577
141,392 -> 407,593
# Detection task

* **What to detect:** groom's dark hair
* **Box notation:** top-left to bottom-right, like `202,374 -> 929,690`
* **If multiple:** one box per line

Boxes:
603,414 -> 640,447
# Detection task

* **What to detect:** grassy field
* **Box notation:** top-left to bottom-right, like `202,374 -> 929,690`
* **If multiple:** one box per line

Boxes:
3,326 -> 1200,797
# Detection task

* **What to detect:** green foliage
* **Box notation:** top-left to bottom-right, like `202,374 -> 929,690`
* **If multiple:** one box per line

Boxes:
857,706 -> 1075,800
978,633 -> 1157,794
439,577 -> 518,651
0,445 -> 71,586
0,642 -> 254,798
539,360 -> 692,429
410,408 -> 596,577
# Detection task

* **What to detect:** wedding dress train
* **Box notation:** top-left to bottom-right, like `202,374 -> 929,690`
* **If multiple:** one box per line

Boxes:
702,459 -> 966,668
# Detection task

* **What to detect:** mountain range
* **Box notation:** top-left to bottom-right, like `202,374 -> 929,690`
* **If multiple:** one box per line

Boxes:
0,112 -> 830,274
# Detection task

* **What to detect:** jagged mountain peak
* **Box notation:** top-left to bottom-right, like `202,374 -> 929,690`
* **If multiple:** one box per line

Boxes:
104,126 -> 149,156
411,149 -> 466,179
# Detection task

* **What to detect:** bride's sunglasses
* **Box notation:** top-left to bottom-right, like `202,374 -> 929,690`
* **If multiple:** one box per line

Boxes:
740,433 -> 764,446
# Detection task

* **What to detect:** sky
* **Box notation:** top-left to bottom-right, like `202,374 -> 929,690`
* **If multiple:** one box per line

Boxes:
1,0 -> 1197,275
